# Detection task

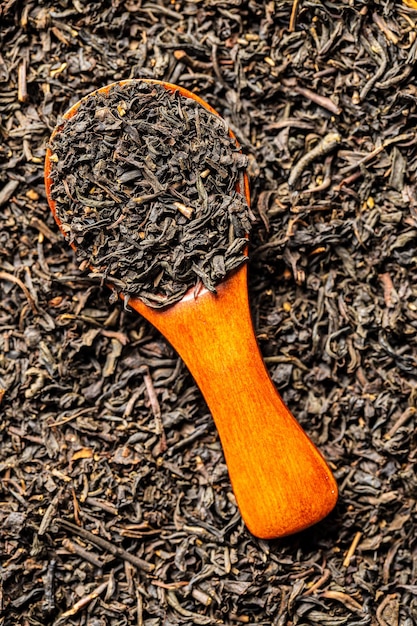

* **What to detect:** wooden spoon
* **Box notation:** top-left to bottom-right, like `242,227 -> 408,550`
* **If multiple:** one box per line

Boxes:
45,79 -> 338,539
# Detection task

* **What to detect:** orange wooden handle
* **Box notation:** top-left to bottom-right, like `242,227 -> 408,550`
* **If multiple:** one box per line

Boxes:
128,266 -> 338,539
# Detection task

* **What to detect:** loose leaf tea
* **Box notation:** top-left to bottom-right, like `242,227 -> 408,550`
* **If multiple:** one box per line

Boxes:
49,81 -> 251,307
3,0 -> 417,623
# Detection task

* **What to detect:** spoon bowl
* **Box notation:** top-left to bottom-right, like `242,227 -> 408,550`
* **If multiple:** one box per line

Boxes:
45,79 -> 338,539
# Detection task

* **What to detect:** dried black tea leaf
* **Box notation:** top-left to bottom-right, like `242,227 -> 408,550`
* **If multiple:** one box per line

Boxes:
49,81 -> 251,307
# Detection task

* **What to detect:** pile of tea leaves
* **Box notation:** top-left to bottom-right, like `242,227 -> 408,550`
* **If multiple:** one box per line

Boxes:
49,82 -> 251,307
1,0 -> 417,625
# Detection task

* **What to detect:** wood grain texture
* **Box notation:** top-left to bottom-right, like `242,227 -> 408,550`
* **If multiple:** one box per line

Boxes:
128,266 -> 338,539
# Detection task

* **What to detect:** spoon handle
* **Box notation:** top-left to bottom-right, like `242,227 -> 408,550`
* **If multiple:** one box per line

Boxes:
129,267 -> 338,539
